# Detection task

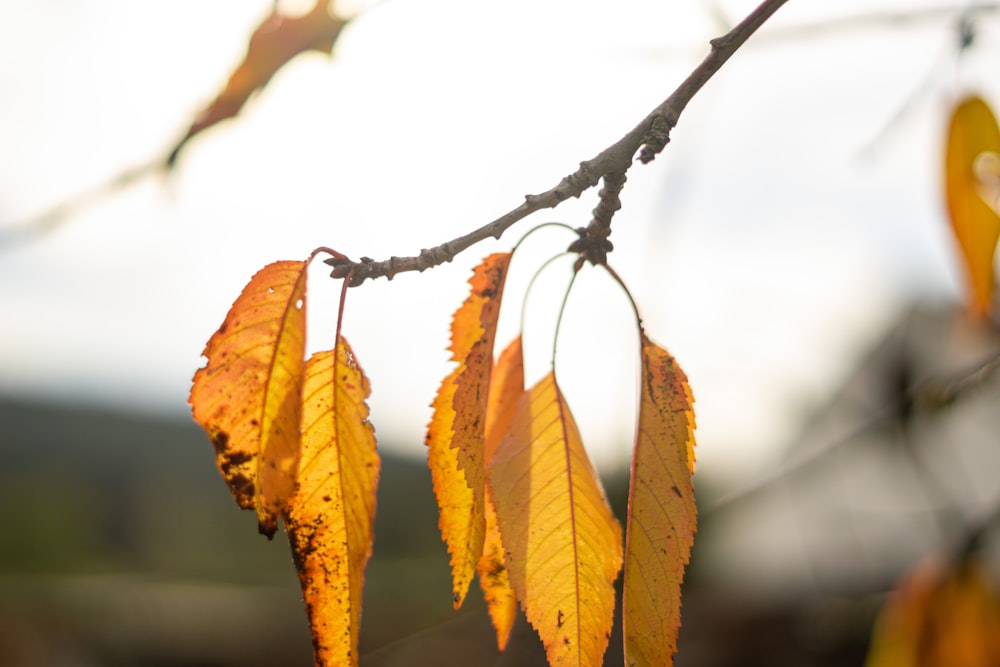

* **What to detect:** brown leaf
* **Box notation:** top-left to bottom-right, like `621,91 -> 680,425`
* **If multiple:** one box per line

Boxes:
427,253 -> 513,607
285,338 -> 380,667
189,260 -> 308,537
623,333 -> 697,667
489,372 -> 623,667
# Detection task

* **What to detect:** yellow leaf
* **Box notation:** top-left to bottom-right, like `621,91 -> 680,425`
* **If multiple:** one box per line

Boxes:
478,337 -> 524,650
489,372 -> 623,667
483,338 -> 526,470
944,95 -> 1000,317
284,338 -> 380,667
623,334 -> 697,667
866,554 -> 1000,667
427,253 -> 513,607
189,260 -> 308,537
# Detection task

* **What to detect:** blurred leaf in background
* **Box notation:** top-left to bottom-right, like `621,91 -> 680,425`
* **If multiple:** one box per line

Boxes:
866,551 -> 1000,667
944,95 -> 1000,318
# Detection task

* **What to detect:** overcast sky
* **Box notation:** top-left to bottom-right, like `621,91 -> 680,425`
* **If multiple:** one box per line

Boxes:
1,0 -> 997,482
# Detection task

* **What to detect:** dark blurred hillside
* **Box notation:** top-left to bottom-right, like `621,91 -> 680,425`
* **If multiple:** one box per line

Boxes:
0,397 -> 469,666
0,391 -> 894,667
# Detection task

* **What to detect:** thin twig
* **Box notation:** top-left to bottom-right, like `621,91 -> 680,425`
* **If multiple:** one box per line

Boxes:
914,349 -> 1000,411
0,160 -> 163,248
327,0 -> 790,285
751,2 -> 999,45
568,171 -> 626,268
705,348 -> 1000,516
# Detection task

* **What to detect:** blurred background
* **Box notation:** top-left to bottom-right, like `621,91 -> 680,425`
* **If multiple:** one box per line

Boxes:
2,0 -> 1000,665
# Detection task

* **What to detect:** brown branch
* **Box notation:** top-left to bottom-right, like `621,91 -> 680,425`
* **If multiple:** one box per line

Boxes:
567,171 -> 627,268
327,0 -> 790,284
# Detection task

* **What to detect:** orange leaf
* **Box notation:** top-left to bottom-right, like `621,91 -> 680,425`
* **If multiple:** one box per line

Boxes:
944,95 -> 1000,317
168,2 -> 347,166
427,253 -> 512,607
478,337 -> 524,650
623,334 -> 697,667
866,554 -> 1000,667
189,260 -> 308,537
483,338 -> 526,472
488,372 -> 623,667
284,338 -> 380,667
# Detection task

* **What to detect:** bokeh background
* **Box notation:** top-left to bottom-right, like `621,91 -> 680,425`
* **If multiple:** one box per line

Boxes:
2,1 -> 999,665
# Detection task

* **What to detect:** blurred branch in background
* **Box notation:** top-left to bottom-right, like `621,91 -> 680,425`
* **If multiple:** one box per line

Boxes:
708,343 -> 1000,517
703,303 -> 1000,595
0,0 -> 347,249
750,2 -> 999,43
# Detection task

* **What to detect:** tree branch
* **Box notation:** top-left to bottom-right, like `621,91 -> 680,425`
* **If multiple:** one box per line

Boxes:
328,0 -> 790,284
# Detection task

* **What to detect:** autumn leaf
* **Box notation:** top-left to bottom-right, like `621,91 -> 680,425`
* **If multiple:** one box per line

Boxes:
866,553 -> 1000,667
623,333 -> 697,667
488,372 -> 623,667
284,338 -> 380,667
427,253 -> 513,608
189,260 -> 308,537
168,1 -> 348,166
944,95 -> 1000,317
477,336 -> 524,650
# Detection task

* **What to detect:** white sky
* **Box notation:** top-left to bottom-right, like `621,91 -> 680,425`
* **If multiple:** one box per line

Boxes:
1,0 -> 997,482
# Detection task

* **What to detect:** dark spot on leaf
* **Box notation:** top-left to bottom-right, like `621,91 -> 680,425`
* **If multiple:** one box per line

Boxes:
487,560 -> 505,579
225,472 -> 255,500
557,609 -> 565,628
258,518 -> 277,540
310,628 -> 321,653
210,431 -> 230,454
224,451 -> 254,467
672,485 -> 682,498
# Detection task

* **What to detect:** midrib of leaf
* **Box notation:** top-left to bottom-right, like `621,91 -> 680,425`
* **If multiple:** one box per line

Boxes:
294,358 -> 337,511
332,337 -> 355,564
295,339 -> 363,524
259,276 -> 305,454
331,337 -> 364,658
556,382 -> 584,657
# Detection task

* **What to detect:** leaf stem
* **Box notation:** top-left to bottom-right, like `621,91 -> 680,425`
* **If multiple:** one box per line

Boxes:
551,264 -> 582,380
336,269 -> 353,345
519,253 -> 573,368
511,221 -> 578,254
309,246 -> 349,264
599,263 -> 644,334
